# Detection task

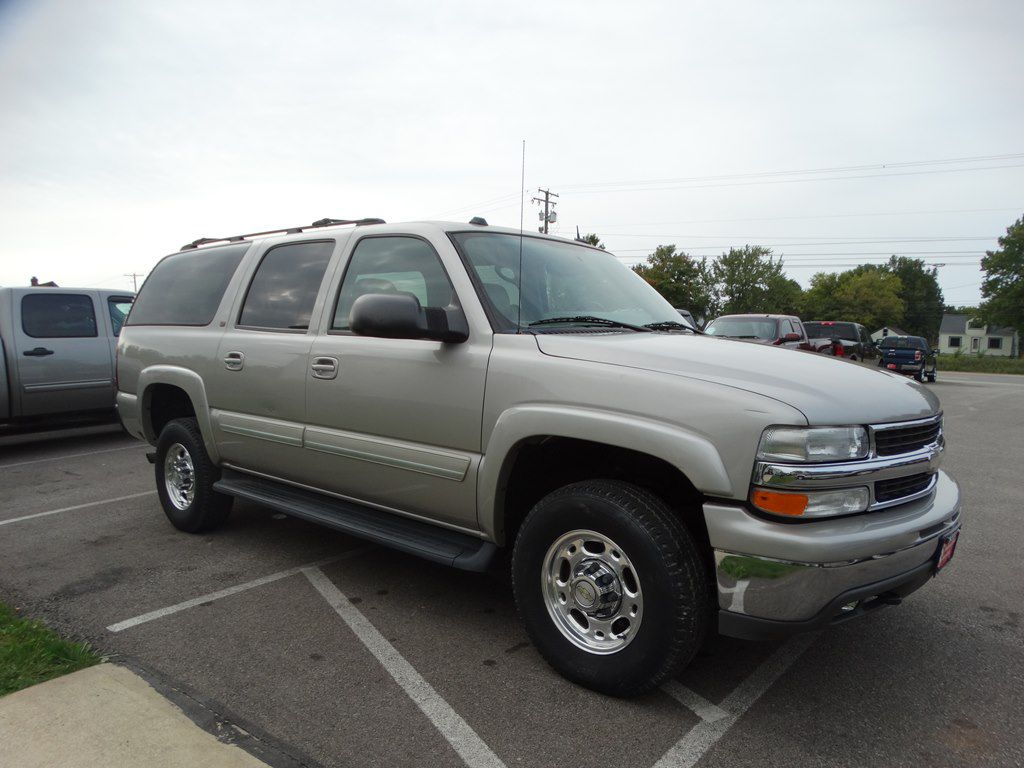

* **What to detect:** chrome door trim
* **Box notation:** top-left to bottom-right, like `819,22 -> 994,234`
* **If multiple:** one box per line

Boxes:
303,426 -> 471,481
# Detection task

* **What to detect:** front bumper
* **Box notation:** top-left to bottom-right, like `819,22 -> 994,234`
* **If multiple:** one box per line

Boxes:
706,470 -> 961,639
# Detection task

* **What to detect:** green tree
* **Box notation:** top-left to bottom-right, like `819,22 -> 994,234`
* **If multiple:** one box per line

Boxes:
833,269 -> 905,328
802,268 -> 904,329
632,245 -> 718,320
580,233 -> 606,249
802,272 -> 843,319
980,215 -> 1024,341
711,245 -> 802,315
886,256 -> 944,341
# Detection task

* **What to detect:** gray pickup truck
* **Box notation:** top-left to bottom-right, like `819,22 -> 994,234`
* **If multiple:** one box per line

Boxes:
0,287 -> 134,429
116,219 -> 961,696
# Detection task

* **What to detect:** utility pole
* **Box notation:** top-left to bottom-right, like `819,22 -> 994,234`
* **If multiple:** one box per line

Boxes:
124,272 -> 143,292
531,188 -> 559,234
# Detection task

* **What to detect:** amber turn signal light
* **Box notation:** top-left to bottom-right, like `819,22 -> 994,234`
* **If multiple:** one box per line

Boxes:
751,489 -> 808,516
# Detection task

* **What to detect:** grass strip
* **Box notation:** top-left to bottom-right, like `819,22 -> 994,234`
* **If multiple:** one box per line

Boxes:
936,355 -> 1024,374
0,602 -> 100,696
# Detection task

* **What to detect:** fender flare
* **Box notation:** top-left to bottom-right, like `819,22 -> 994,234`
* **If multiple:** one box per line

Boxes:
137,365 -> 220,463
477,404 -> 733,543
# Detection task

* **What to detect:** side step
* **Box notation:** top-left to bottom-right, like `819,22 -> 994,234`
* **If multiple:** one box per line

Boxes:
213,469 -> 497,572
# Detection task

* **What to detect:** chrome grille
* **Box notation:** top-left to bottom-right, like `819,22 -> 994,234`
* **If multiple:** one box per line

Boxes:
874,417 -> 942,456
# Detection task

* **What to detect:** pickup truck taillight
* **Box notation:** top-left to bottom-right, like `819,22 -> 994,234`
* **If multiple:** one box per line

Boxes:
835,343 -> 845,357
914,350 -> 922,361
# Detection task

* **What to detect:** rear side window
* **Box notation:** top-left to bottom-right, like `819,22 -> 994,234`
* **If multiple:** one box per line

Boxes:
108,296 -> 133,336
239,240 -> 335,330
128,243 -> 248,326
22,293 -> 97,338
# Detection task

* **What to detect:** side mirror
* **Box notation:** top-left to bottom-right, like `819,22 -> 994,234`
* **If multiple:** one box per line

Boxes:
783,332 -> 801,342
932,348 -> 940,356
350,293 -> 469,343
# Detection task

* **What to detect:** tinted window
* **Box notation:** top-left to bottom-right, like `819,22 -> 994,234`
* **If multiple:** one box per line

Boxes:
805,322 -> 858,340
333,237 -> 455,330
22,293 -> 97,338
128,243 -> 248,326
108,297 -> 133,336
879,336 -> 928,350
705,317 -> 778,340
239,241 -> 334,330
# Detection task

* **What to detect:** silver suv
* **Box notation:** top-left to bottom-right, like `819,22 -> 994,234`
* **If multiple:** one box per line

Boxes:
117,218 -> 961,696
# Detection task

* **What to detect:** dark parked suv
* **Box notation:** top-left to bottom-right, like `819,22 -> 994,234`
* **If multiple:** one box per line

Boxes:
804,321 -> 878,361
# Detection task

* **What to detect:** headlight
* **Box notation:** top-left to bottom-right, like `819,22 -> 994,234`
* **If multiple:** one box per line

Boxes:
757,426 -> 868,463
751,487 -> 870,518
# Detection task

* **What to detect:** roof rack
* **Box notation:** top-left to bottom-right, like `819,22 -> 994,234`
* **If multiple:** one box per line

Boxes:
179,217 -> 386,251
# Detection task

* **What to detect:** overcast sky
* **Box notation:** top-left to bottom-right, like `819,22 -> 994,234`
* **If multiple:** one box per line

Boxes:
1,0 -> 1021,307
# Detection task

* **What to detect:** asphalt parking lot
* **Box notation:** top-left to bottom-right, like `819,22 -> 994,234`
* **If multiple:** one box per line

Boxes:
1,370 -> 1022,768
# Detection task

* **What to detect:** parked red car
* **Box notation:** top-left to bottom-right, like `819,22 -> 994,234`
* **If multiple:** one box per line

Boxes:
704,314 -> 834,352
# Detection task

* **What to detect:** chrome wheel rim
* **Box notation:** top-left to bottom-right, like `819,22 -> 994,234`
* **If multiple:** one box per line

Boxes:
163,443 -> 195,511
541,529 -> 643,654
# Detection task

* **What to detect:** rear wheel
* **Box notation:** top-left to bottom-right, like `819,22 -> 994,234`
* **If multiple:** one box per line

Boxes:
512,480 -> 710,697
155,417 -> 232,533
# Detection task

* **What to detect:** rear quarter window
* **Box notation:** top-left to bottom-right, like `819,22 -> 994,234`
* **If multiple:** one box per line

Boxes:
127,243 -> 248,326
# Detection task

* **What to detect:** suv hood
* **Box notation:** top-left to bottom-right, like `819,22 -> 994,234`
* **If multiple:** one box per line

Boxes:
534,332 -> 940,424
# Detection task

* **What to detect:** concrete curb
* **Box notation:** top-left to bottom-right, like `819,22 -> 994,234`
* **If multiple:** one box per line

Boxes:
0,663 -> 271,768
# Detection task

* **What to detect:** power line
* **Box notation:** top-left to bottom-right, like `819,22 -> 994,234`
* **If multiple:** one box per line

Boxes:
612,248 -> 984,256
557,152 -> 1024,191
124,272 -> 144,292
561,162 -> 1024,196
599,236 -> 996,247
577,206 -> 1022,228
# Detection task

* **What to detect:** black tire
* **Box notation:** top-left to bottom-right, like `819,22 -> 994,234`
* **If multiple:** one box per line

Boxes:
155,417 -> 232,533
511,480 -> 710,697
914,370 -> 925,383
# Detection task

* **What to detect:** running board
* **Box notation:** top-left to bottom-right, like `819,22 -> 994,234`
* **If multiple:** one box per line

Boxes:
213,470 -> 497,572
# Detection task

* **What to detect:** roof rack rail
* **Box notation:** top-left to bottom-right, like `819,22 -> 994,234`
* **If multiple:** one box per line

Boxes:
179,217 -> 385,251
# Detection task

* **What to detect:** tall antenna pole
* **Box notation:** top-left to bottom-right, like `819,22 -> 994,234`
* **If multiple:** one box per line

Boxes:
517,140 -> 525,331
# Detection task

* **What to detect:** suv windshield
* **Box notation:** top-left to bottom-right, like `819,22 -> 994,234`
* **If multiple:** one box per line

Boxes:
878,336 -> 928,350
704,317 -> 778,340
805,321 -> 858,341
451,232 -> 683,330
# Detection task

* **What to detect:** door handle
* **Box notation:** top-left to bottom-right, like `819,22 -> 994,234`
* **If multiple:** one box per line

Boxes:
310,356 -> 339,380
22,347 -> 54,357
224,351 -> 245,371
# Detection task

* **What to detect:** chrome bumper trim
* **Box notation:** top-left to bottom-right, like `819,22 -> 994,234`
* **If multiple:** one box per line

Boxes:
706,471 -> 962,622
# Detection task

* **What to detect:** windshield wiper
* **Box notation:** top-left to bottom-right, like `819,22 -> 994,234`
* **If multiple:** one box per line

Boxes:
643,320 -> 704,334
527,316 -> 650,332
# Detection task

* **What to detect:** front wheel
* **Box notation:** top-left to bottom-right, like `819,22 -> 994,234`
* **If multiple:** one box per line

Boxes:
155,417 -> 232,533
512,480 -> 710,697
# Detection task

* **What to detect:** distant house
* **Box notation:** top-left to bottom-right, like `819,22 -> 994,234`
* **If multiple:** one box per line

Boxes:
938,314 -> 1018,357
870,325 -> 910,343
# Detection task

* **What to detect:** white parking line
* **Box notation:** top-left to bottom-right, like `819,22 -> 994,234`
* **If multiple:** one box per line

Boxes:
0,443 -> 146,469
653,633 -> 818,768
662,680 -> 729,723
0,491 -> 157,528
106,548 -> 371,633
303,566 -> 507,768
